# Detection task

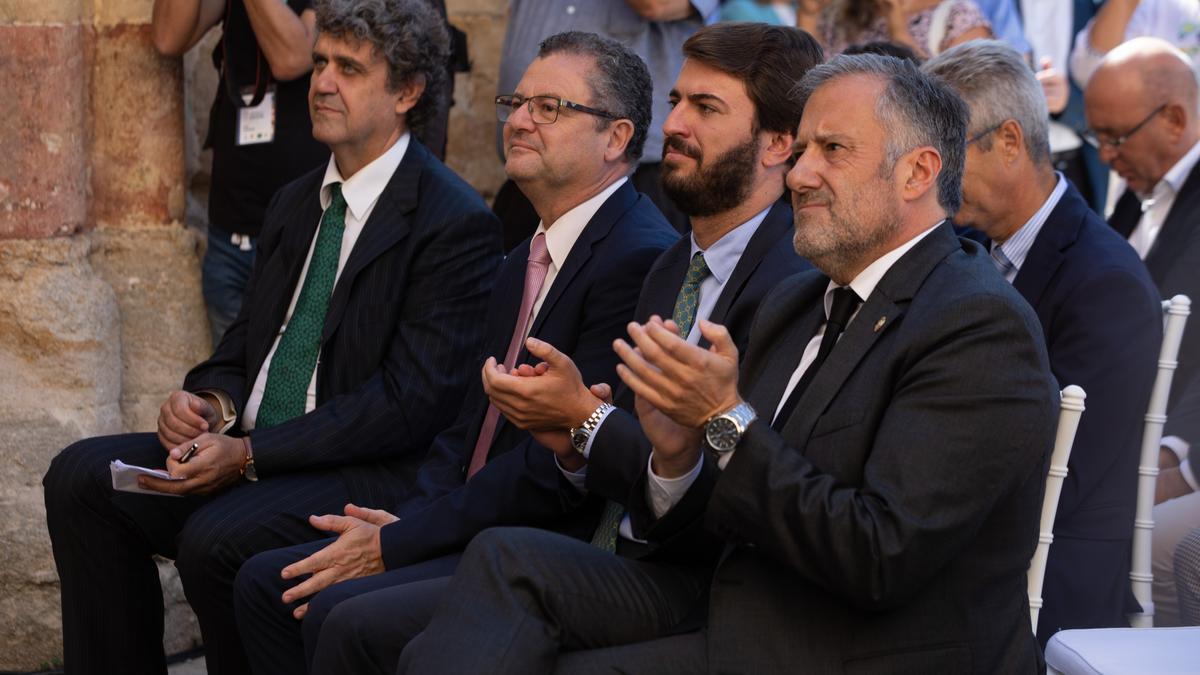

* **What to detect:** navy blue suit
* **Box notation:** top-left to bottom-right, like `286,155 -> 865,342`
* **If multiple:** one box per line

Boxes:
1002,184 -> 1161,645
232,179 -> 677,675
42,139 -> 503,675
587,200 -> 812,513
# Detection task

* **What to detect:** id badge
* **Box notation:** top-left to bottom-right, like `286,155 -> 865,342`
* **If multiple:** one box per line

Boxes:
236,85 -> 276,146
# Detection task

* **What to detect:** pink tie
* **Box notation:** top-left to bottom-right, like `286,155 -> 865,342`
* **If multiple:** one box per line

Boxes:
467,233 -> 552,478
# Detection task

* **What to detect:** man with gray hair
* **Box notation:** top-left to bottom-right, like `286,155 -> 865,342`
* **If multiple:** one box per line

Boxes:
42,0 -> 503,672
398,53 -> 1058,674
925,40 -> 1162,646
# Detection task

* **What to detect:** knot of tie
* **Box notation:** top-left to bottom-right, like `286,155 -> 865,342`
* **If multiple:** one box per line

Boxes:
528,231 -> 552,267
827,286 -> 862,334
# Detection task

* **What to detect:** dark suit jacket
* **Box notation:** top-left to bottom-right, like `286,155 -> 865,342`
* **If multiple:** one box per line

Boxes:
586,200 -> 812,507
375,180 -> 678,569
1109,165 -> 1200,445
996,184 -> 1161,641
629,224 -> 1058,674
183,140 -> 503,504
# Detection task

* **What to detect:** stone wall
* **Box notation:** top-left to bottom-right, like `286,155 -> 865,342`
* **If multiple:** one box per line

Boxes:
0,0 -> 508,670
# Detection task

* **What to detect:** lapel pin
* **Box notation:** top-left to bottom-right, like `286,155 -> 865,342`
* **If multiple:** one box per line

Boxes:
874,316 -> 887,332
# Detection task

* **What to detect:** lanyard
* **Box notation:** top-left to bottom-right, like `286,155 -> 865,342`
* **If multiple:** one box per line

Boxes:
220,0 -> 272,109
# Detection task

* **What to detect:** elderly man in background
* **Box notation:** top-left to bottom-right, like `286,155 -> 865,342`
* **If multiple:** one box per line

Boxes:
1086,36 -> 1200,627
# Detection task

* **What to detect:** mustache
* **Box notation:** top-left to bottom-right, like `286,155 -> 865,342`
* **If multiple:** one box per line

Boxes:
311,95 -> 343,112
792,189 -> 830,207
663,135 -> 701,160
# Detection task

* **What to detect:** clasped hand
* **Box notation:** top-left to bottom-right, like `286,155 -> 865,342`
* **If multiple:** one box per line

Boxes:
139,432 -> 246,496
280,504 -> 398,619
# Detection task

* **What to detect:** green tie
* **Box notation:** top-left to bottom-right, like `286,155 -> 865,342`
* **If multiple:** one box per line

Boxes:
256,183 -> 347,429
590,252 -> 711,552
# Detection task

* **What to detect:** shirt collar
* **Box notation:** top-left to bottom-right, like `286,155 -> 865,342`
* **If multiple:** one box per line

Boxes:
533,177 -> 628,271
688,205 -> 771,285
993,172 -> 1067,274
825,221 -> 942,316
320,132 -> 411,221
1142,136 -> 1200,199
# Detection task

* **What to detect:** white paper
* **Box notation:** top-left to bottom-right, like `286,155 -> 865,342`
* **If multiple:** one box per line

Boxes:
110,460 -> 183,497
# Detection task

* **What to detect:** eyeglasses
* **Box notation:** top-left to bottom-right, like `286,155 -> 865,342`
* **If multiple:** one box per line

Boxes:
495,94 -> 619,125
1083,104 -> 1167,150
967,122 -> 1004,146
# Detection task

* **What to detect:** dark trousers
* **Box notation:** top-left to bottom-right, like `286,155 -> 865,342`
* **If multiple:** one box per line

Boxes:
493,162 -> 689,251
397,527 -> 710,674
41,432 -> 388,675
1036,536 -> 1136,648
233,541 -> 459,675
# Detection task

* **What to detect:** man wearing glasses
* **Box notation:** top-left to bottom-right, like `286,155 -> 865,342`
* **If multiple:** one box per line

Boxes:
926,40 -> 1162,646
231,31 -> 677,675
1087,36 -> 1200,628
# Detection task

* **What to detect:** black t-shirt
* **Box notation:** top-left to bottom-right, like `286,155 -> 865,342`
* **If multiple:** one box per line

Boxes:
206,0 -> 329,237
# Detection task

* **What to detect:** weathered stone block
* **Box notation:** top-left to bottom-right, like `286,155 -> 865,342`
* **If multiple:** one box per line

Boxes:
445,9 -> 508,201
92,0 -> 154,28
0,25 -> 89,239
0,0 -> 82,24
90,23 -> 187,229
89,224 -> 210,432
0,236 -> 122,671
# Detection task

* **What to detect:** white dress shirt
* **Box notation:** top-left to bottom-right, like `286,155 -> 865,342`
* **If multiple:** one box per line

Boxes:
649,222 -> 943,517
1130,139 -> 1200,260
241,133 -> 410,431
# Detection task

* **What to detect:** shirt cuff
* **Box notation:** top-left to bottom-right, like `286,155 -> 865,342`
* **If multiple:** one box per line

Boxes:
195,389 -> 237,434
581,404 -> 618,459
1162,435 -> 1191,464
556,456 -> 588,494
646,450 -> 703,519
1180,459 -> 1199,493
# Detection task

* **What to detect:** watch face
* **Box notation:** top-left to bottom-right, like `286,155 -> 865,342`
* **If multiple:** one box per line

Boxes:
571,428 -> 590,453
706,417 -> 739,452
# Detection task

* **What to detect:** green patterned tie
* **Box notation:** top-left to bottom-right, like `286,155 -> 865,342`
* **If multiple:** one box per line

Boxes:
590,252 -> 711,552
256,183 -> 347,429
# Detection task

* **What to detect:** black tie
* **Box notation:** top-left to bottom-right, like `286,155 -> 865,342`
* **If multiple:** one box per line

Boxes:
772,287 -> 862,431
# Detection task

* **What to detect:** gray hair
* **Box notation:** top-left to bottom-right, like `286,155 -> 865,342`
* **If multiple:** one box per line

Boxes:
924,40 -> 1052,166
313,0 -> 449,140
537,31 -> 653,163
792,53 -> 969,215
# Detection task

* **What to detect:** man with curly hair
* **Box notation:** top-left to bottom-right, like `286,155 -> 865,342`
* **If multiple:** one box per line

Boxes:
42,1 -> 502,673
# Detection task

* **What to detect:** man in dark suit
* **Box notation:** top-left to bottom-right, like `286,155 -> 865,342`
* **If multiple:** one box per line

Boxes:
283,23 -> 820,673
40,2 -> 502,674
229,31 -> 678,675
1086,37 -> 1200,626
926,40 -> 1163,646
399,54 -> 1059,674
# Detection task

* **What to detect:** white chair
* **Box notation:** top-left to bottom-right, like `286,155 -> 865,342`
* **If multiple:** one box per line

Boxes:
1029,385 -> 1087,634
1130,294 -> 1191,627
1042,295 -> 1192,674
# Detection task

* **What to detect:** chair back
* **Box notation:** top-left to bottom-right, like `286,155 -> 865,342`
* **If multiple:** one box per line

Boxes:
1029,385 -> 1087,633
1129,294 -> 1191,627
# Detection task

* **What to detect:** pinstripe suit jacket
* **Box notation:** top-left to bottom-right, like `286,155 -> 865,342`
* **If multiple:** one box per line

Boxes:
183,139 -> 503,503
376,180 -> 678,569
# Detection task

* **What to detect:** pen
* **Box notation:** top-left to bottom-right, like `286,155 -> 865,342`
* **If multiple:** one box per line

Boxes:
180,442 -> 199,464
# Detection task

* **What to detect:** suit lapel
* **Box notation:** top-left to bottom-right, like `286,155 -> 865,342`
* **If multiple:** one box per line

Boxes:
779,223 -> 961,442
744,275 -> 826,419
707,201 -> 792,329
1108,189 -> 1141,239
1012,184 -> 1085,309
320,140 -> 426,341
1145,163 -> 1200,285
640,238 -> 691,319
523,181 -> 638,350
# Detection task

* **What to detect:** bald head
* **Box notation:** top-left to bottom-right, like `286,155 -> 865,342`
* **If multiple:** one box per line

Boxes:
1090,37 -> 1198,111
1085,37 -> 1200,194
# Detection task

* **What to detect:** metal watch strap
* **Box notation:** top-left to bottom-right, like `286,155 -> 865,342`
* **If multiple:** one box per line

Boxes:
571,402 -> 615,453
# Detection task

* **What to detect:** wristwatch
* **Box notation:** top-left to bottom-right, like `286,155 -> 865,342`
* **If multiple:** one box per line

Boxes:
569,403 -> 616,455
704,402 -> 758,454
240,437 -> 258,482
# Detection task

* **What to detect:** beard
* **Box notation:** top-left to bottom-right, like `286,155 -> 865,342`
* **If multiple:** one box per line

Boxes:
791,162 -> 902,283
661,134 -> 759,218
